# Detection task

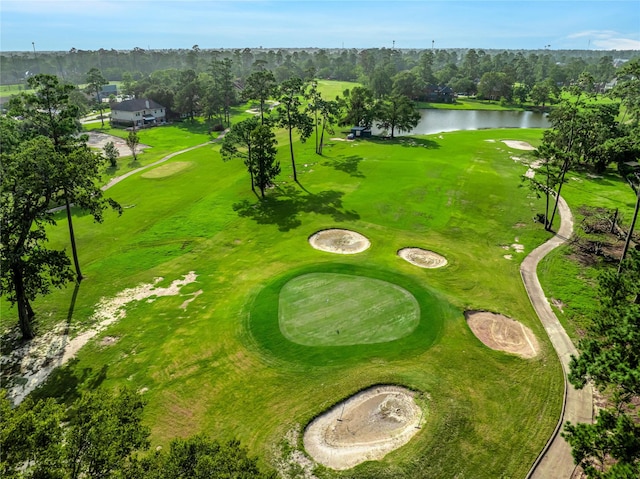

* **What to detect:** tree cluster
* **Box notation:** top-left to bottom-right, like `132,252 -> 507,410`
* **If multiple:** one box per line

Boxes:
2,45 -> 635,89
564,249 -> 640,478
524,60 -> 640,232
0,388 -> 274,479
1,74 -> 120,339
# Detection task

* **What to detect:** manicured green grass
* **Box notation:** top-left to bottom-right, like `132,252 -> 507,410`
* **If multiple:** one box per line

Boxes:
278,272 -> 420,346
7,125 -> 572,478
417,97 -> 525,110
315,80 -> 361,99
0,84 -> 35,99
254,264 -> 446,366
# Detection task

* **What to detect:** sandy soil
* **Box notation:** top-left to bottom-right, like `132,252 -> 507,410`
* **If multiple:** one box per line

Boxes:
398,247 -> 447,268
502,140 -> 536,151
2,272 -> 198,405
303,385 -> 423,470
465,310 -> 540,359
85,131 -> 150,157
308,229 -> 371,254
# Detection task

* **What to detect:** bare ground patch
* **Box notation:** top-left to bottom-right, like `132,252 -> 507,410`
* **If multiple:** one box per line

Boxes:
303,385 -> 423,470
2,272 -> 198,404
308,229 -> 370,254
397,247 -> 447,268
85,131 -> 150,157
502,140 -> 536,151
465,310 -> 540,359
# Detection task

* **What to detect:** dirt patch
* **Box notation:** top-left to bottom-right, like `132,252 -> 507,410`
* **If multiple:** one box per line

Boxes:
303,385 -> 423,470
2,272 -> 198,405
85,131 -> 150,157
308,229 -> 370,254
502,140 -> 536,151
99,336 -> 119,347
465,311 -> 540,358
397,247 -> 447,268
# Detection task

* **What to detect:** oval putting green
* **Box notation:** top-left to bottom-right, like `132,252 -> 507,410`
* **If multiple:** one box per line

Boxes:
279,273 -> 420,346
247,264 -> 453,365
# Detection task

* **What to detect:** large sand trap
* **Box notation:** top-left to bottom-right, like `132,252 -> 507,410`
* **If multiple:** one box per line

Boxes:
465,311 -> 540,359
502,140 -> 536,151
304,385 -> 423,470
398,247 -> 447,268
85,131 -> 150,157
308,229 -> 370,254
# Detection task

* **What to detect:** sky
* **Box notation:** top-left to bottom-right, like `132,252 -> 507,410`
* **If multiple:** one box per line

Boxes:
1,0 -> 639,52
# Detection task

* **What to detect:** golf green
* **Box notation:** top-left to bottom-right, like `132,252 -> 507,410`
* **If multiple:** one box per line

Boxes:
248,263 -> 450,365
278,273 -> 420,346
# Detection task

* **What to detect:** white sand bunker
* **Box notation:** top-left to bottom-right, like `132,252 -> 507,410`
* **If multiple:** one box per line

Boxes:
308,229 -> 370,254
398,247 -> 447,268
502,140 -> 536,151
304,385 -> 423,470
465,311 -> 540,359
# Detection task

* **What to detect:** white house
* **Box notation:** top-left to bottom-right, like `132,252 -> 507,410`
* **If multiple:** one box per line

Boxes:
110,98 -> 166,127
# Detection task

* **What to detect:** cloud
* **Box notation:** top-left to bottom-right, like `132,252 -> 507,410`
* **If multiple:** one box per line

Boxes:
568,30 -> 640,50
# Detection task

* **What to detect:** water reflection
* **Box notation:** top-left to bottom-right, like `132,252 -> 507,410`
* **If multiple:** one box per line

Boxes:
373,109 -> 550,136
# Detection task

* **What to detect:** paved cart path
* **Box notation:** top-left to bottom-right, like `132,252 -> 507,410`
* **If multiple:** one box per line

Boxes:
522,197 -> 593,479
102,130 -> 227,191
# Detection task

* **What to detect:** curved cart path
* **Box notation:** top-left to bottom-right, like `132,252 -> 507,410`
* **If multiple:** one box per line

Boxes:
522,197 -> 593,479
102,130 -> 227,191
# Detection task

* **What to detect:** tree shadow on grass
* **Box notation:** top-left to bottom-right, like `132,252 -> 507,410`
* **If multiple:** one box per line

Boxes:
322,155 -> 365,178
371,137 -> 441,149
233,184 -> 360,232
30,362 -> 109,405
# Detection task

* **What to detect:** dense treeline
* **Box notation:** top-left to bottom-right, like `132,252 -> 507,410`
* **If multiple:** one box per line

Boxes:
2,46 -> 637,89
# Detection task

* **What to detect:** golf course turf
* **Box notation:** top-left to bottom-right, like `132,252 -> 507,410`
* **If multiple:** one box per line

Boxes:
279,273 -> 420,346
3,121 -> 571,478
251,263 -> 447,364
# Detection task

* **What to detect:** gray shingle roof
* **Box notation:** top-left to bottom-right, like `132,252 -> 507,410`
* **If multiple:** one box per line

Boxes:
111,98 -> 164,112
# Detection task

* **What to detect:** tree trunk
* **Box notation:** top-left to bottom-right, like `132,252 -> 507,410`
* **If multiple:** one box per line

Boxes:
288,125 -> 297,182
247,145 -> 255,193
315,108 -> 319,154
548,157 -> 569,231
65,191 -> 83,282
13,265 -> 35,340
618,186 -> 640,275
318,118 -> 327,155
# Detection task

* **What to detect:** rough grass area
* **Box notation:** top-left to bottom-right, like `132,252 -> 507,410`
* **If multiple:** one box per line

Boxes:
278,272 -> 420,346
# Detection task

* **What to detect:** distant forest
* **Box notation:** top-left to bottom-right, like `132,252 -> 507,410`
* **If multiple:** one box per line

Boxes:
2,46 -> 638,87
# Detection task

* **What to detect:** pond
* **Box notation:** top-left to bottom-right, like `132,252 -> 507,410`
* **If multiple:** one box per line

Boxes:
373,109 -> 550,136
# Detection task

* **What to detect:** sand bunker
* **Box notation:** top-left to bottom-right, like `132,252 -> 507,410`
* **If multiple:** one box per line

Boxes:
308,229 -> 370,254
85,131 -> 150,157
304,385 -> 423,470
465,311 -> 539,359
398,247 -> 447,268
502,140 -> 536,151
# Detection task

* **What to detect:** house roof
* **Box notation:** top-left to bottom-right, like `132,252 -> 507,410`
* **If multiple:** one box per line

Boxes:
111,98 -> 164,112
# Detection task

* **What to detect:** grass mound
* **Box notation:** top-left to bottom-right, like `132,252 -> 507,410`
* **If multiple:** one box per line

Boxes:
141,161 -> 194,179
279,273 -> 420,346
